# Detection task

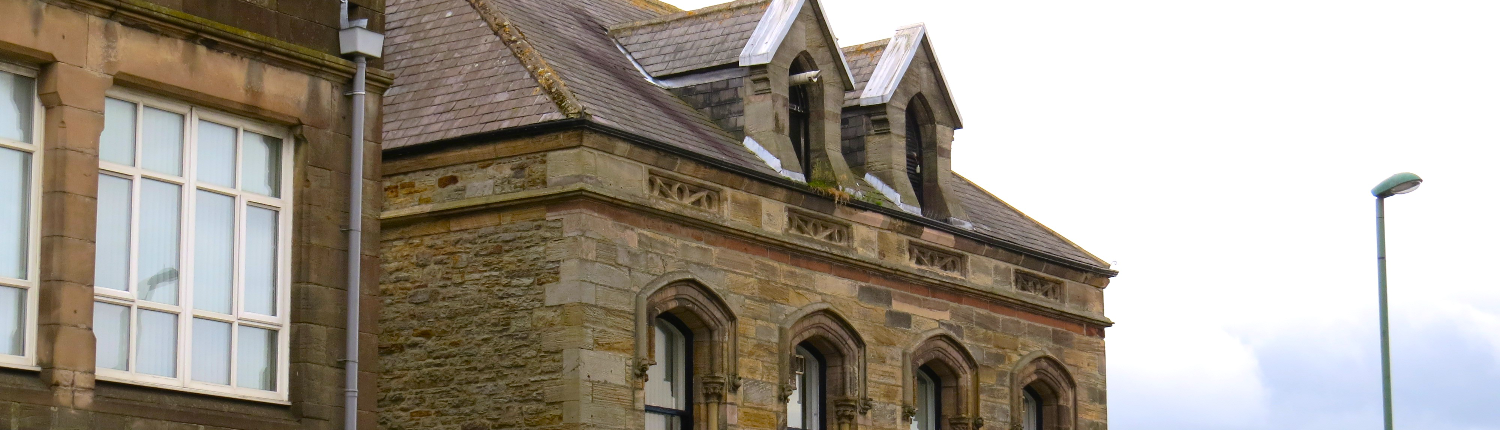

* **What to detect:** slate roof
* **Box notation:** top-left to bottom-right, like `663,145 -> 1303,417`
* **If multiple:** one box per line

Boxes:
380,0 -> 1109,272
610,0 -> 771,77
383,0 -> 563,149
950,175 -> 1105,269
841,38 -> 887,105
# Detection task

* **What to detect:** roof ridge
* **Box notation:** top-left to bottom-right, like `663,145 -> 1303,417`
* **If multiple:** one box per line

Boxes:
841,38 -> 891,53
952,173 -> 1111,268
607,0 -> 770,31
464,0 -> 587,119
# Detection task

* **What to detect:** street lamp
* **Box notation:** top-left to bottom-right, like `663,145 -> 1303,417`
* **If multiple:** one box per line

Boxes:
1371,172 -> 1422,430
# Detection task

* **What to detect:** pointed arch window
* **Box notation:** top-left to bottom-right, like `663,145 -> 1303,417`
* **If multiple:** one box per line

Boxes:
905,333 -> 979,430
1012,355 -> 1077,430
904,95 -> 934,208
780,306 -> 868,430
635,276 -> 739,430
788,58 -> 814,173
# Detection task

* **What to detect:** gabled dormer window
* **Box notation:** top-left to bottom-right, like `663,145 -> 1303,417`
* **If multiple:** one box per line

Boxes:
788,57 -> 816,173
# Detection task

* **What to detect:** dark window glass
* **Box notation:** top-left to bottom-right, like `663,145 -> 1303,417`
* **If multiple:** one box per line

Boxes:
905,107 -> 924,206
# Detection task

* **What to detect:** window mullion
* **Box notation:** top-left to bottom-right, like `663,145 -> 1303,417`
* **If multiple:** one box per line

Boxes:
179,109 -> 198,387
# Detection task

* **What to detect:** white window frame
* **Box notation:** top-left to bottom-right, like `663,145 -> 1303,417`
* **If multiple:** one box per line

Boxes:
0,62 -> 43,370
93,88 -> 293,403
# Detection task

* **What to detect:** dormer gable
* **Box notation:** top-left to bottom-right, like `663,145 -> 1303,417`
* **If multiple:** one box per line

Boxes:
610,0 -> 860,188
840,24 -> 967,221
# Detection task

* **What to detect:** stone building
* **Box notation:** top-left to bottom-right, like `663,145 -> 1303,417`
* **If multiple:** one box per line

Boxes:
380,2 -> 1114,430
0,0 -> 384,428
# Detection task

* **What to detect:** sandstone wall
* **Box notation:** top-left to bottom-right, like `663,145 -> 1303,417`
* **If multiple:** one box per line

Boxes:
379,131 -> 1110,430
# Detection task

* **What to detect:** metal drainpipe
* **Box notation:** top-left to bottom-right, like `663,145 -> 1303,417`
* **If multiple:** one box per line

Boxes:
345,53 -> 366,430
337,1 -> 378,428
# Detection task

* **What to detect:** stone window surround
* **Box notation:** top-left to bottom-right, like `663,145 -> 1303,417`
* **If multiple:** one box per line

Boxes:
635,272 -> 741,430
1010,354 -> 1077,430
779,304 -> 871,430
0,61 -> 42,370
92,88 -> 294,403
904,330 -> 982,430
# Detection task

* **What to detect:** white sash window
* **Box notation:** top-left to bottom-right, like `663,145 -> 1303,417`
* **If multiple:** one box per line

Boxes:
93,90 -> 292,401
0,65 -> 40,369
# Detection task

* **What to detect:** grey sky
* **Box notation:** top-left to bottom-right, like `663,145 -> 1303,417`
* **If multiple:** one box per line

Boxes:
661,0 -> 1500,428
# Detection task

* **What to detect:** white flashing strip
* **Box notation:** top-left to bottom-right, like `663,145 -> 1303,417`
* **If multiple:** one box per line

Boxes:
858,24 -> 925,106
948,217 -> 974,230
656,67 -> 749,89
740,0 -> 803,65
616,39 -> 666,87
739,0 -> 857,88
858,24 -> 964,126
743,136 -> 805,182
863,173 -> 922,214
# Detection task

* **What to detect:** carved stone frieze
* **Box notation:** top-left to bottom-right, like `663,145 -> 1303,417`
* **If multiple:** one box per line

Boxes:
909,242 -> 964,274
649,173 -> 721,212
1014,271 -> 1063,301
788,210 -> 851,244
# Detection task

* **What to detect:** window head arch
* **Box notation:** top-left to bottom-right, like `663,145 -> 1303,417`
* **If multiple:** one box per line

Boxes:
1012,355 -> 1077,430
634,275 -> 739,430
906,332 -> 979,430
781,305 -> 869,429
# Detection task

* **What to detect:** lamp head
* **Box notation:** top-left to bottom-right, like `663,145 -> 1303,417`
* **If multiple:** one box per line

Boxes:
1372,172 -> 1423,198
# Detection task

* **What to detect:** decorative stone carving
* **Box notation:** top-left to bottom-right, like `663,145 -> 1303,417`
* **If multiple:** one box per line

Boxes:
650,173 -> 721,212
835,398 -> 861,423
788,210 -> 851,244
902,404 -> 918,423
701,374 -> 729,403
909,242 -> 964,274
778,383 -> 797,403
948,416 -> 974,430
632,357 -> 655,380
1015,271 -> 1062,301
860,397 -> 874,414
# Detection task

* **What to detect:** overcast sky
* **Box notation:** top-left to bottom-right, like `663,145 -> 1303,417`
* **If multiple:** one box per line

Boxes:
660,1 -> 1500,428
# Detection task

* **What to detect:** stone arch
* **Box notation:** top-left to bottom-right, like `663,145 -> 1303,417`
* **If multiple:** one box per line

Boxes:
635,272 -> 739,430
1010,354 -> 1076,430
779,304 -> 870,429
905,330 -> 981,430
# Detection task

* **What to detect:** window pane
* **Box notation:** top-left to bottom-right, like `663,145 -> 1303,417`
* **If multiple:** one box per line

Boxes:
237,325 -> 276,390
94,175 -> 132,292
136,309 -> 177,377
138,180 -> 180,305
0,72 -> 33,144
646,412 -> 677,430
646,321 -> 685,409
193,191 -> 234,314
196,121 -> 236,188
101,98 -> 137,166
190,318 -> 230,385
0,148 -> 28,280
241,132 -> 281,197
0,286 -> 23,356
244,206 -> 277,316
94,302 -> 129,370
142,107 -> 184,176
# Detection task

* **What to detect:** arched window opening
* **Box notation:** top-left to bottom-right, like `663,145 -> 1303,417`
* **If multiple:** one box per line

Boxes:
904,95 -> 934,208
647,315 -> 693,430
788,57 -> 815,173
788,344 -> 826,430
911,367 -> 940,430
1022,386 -> 1042,430
635,276 -> 740,430
1012,355 -> 1077,430
906,333 -> 978,430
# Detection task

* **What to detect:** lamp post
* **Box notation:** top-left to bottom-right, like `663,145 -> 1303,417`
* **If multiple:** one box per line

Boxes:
1371,172 -> 1423,430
